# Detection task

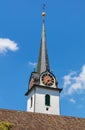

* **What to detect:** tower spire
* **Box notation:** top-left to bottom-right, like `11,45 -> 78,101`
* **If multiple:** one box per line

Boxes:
37,3 -> 50,74
25,1 -> 62,115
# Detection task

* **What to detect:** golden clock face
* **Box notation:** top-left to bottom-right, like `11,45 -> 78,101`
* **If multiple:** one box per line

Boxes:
42,73 -> 54,86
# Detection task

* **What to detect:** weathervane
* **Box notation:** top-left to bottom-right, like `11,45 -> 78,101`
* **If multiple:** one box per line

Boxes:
43,3 -> 45,12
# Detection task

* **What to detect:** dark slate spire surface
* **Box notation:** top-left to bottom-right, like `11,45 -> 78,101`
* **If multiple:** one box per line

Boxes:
37,13 -> 50,74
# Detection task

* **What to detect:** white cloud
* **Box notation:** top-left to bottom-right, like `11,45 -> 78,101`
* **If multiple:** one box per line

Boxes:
29,62 -> 37,68
69,98 -> 76,103
63,65 -> 85,95
0,38 -> 19,54
63,71 -> 76,87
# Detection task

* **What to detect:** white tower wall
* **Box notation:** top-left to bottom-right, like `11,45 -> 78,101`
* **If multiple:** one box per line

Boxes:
27,89 -> 35,112
27,87 -> 60,115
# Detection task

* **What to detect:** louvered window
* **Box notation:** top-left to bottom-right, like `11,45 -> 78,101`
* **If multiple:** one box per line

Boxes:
31,97 -> 33,107
45,94 -> 50,106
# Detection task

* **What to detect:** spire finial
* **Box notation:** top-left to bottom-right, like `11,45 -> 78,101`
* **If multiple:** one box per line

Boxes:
37,1 -> 50,74
42,2 -> 46,22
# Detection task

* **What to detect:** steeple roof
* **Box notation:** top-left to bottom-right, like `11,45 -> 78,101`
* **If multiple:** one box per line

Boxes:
37,12 -> 50,74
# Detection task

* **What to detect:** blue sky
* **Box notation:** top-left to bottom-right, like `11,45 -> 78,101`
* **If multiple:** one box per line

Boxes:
0,0 -> 85,118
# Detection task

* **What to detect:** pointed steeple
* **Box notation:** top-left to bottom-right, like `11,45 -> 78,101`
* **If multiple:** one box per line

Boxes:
37,12 -> 50,74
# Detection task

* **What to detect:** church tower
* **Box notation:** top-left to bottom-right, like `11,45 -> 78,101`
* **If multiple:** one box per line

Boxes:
25,7 -> 62,115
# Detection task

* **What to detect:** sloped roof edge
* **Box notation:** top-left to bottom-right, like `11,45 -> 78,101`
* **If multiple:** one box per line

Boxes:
0,109 -> 85,130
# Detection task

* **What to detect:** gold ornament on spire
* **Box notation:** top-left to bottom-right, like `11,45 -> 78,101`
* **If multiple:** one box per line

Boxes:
42,12 -> 46,17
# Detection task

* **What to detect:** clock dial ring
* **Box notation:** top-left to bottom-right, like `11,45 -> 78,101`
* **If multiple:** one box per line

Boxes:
41,72 -> 54,86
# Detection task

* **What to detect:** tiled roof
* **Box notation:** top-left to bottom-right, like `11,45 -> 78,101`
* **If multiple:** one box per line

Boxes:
0,109 -> 85,130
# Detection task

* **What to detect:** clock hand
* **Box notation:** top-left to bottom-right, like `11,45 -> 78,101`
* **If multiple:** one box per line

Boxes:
47,79 -> 52,83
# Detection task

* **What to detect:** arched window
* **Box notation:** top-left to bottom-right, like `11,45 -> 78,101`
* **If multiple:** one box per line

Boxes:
31,97 -> 33,107
45,94 -> 50,106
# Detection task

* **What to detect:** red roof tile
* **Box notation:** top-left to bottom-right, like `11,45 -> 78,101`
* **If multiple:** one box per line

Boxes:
0,109 -> 85,130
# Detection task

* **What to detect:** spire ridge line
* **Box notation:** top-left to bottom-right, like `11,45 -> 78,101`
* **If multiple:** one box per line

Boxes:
37,5 -> 50,74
